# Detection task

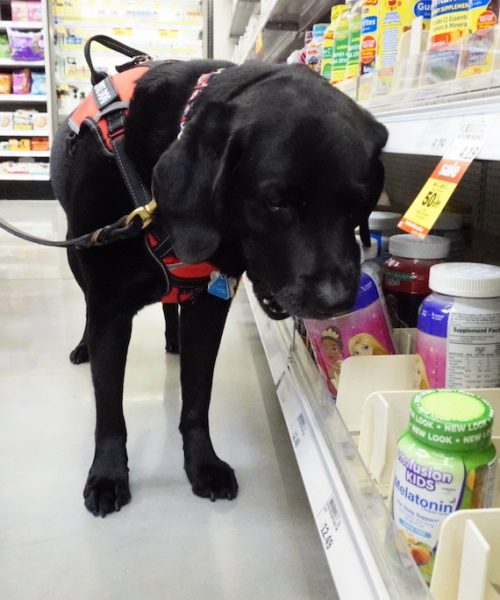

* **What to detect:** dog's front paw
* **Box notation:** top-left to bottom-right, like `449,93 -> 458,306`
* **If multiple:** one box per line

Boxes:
165,340 -> 179,354
83,471 -> 131,517
186,460 -> 238,502
70,342 -> 89,364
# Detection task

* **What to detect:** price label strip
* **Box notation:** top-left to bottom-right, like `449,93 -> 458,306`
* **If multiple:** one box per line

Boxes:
399,117 -> 487,238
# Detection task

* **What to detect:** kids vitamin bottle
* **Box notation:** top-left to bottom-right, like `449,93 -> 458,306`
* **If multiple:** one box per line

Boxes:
416,262 -> 500,388
392,390 -> 497,583
305,242 -> 394,398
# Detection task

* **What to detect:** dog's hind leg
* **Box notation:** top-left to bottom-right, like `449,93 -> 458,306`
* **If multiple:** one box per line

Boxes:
66,247 -> 90,364
83,301 -> 133,517
179,292 -> 238,501
162,303 -> 180,354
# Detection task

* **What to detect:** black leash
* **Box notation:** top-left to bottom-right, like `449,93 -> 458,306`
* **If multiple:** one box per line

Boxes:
0,200 -> 157,249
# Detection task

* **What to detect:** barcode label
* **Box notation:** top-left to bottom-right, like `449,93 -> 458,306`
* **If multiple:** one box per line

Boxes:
298,413 -> 307,435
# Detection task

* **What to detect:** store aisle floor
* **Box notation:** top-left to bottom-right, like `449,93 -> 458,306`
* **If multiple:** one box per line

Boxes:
0,201 -> 335,600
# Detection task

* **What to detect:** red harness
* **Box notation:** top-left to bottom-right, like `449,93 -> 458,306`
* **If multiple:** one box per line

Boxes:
68,66 -> 224,304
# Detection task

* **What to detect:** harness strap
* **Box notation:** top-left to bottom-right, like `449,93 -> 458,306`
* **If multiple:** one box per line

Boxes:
84,35 -> 150,85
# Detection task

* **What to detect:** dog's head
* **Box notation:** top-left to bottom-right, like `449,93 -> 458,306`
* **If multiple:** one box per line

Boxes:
153,65 -> 388,320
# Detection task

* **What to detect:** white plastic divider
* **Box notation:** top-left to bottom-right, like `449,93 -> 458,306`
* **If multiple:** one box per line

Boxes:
431,510 -> 500,600
336,354 -> 418,434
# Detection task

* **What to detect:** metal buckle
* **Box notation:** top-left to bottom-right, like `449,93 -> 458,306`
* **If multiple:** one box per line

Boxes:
125,199 -> 157,229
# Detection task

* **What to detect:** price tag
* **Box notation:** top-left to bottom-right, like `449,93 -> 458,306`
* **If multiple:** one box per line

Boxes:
416,119 -> 451,154
317,495 -> 342,553
399,116 -> 487,238
255,31 -> 263,55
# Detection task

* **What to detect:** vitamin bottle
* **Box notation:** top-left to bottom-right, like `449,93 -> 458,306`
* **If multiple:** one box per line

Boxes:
393,390 -> 497,583
416,262 -> 500,388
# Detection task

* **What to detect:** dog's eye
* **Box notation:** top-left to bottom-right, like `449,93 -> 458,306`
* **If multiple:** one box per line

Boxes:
266,194 -> 286,212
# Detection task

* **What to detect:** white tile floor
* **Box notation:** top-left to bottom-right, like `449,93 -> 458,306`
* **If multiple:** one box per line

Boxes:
0,201 -> 336,600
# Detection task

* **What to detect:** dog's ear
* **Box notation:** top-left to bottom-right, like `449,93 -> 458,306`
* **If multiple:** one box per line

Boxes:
363,112 -> 389,158
152,102 -> 239,263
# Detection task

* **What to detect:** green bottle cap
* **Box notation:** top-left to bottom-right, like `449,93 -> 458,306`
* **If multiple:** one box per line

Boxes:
408,390 -> 494,451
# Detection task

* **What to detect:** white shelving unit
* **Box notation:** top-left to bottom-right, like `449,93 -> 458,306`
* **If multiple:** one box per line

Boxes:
0,0 -> 55,185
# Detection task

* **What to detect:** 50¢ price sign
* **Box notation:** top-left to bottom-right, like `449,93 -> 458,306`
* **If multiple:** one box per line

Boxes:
399,117 -> 487,238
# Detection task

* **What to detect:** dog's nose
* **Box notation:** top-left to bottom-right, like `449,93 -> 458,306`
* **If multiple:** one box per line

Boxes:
311,276 -> 357,316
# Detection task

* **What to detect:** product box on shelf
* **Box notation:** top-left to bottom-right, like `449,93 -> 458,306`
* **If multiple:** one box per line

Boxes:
0,111 -> 13,129
0,72 -> 12,93
11,1 -> 42,22
376,0 -> 431,94
458,0 -> 500,78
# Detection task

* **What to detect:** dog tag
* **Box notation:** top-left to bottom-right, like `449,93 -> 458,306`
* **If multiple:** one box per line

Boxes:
207,271 -> 236,300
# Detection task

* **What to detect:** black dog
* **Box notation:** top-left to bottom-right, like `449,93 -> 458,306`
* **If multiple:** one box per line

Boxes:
50,59 -> 387,517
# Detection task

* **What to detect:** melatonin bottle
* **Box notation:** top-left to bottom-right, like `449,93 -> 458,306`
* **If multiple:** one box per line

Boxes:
392,390 -> 497,583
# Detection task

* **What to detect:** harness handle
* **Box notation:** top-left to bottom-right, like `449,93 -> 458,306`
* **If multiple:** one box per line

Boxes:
84,35 -> 150,85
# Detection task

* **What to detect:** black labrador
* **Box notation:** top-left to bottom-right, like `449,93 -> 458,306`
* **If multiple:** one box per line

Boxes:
50,59 -> 388,517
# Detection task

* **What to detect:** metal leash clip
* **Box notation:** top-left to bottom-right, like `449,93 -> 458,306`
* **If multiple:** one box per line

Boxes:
124,199 -> 158,229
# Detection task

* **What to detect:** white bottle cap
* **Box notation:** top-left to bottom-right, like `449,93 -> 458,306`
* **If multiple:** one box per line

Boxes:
389,234 -> 450,259
433,212 -> 464,231
429,262 -> 500,298
356,235 -> 379,262
368,211 -> 401,231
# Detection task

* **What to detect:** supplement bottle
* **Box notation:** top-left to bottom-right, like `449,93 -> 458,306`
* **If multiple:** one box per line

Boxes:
383,234 -> 450,328
305,242 -> 395,398
365,210 -> 402,259
459,0 -> 500,78
346,0 -> 363,79
423,0 -> 469,84
392,390 -> 497,583
416,262 -> 500,388
331,1 -> 352,84
360,0 -> 381,76
306,24 -> 328,72
321,5 -> 347,81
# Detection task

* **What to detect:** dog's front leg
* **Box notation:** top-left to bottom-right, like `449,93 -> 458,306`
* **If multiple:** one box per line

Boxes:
179,292 -> 238,501
83,305 -> 133,517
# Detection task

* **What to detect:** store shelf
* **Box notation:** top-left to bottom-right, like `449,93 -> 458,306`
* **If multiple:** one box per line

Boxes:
244,277 -> 430,600
230,0 -> 259,38
0,150 -> 49,157
0,94 -> 47,102
364,74 -> 500,161
0,59 -> 45,67
0,129 -> 49,137
0,20 -> 43,30
236,0 -> 333,64
0,173 -> 49,180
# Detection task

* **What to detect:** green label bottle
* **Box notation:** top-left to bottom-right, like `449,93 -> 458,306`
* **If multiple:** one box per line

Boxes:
331,5 -> 351,84
346,0 -> 362,79
392,390 -> 497,584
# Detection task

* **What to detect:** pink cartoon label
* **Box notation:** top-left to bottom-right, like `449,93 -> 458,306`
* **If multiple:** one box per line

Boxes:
305,272 -> 395,397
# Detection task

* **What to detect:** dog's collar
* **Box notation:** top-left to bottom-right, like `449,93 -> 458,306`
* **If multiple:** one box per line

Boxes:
178,68 -> 224,139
